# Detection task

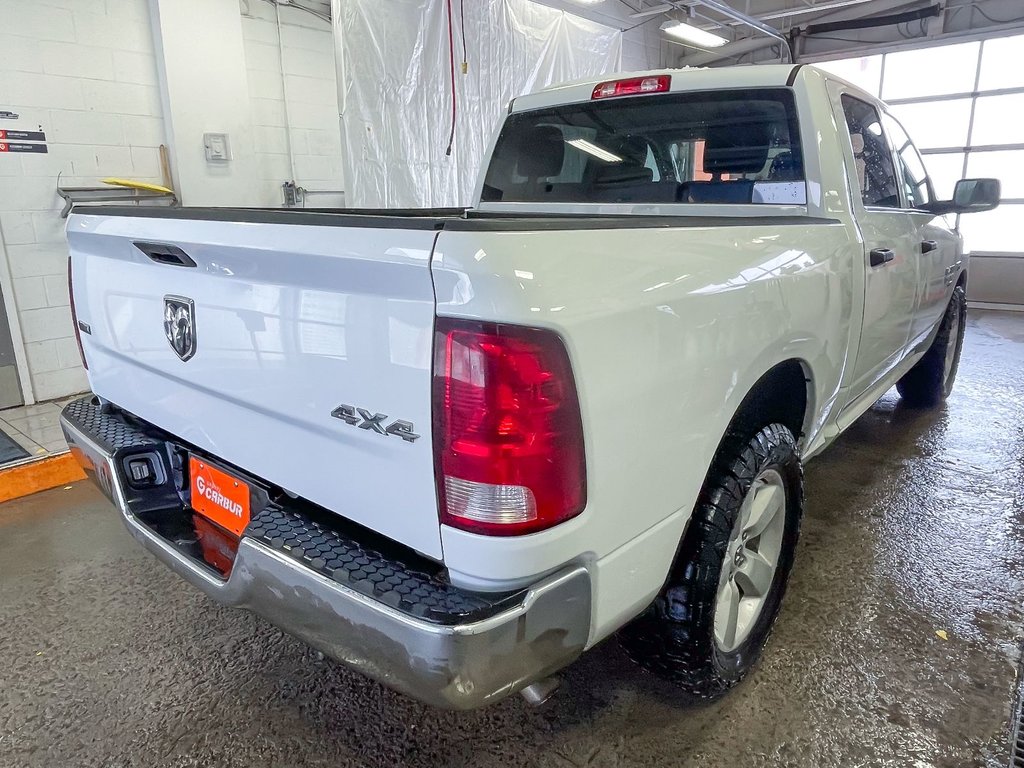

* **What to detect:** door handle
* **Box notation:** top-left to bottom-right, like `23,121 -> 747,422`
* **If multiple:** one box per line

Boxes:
944,260 -> 962,285
921,240 -> 938,254
133,241 -> 196,268
869,248 -> 895,267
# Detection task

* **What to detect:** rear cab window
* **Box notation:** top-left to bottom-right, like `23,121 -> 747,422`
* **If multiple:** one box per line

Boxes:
481,88 -> 806,206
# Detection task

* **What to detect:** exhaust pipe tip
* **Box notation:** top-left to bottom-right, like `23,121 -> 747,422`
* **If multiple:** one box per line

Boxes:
520,676 -> 560,707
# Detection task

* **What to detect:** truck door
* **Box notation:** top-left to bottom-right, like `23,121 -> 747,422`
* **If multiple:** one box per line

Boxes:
881,111 -> 960,349
836,92 -> 921,400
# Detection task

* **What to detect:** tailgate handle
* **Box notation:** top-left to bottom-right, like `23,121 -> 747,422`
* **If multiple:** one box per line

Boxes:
134,241 -> 197,268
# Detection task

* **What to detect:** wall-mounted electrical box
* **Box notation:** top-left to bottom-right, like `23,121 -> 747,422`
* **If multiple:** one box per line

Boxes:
203,132 -> 230,162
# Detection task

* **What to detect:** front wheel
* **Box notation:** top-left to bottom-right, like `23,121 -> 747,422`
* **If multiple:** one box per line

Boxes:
896,285 -> 967,407
620,423 -> 803,699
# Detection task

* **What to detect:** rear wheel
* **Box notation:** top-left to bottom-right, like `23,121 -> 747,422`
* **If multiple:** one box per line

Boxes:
896,285 -> 966,407
620,423 -> 803,699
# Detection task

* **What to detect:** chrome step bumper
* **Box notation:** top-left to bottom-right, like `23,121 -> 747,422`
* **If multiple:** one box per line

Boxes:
60,396 -> 591,709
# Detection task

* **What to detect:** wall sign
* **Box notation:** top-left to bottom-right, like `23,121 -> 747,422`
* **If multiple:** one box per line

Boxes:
0,129 -> 45,141
0,142 -> 48,153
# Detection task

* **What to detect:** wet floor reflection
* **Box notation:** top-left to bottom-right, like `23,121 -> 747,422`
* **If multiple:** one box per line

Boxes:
1,311 -> 1022,768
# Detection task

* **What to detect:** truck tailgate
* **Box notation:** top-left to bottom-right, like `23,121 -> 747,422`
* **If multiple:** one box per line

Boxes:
67,210 -> 444,559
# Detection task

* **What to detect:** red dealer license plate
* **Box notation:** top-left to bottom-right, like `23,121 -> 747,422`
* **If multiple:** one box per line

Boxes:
189,456 -> 251,537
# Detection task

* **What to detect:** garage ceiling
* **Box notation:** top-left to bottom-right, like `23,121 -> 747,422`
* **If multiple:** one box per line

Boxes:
305,0 -> 1024,67
535,0 -> 1024,65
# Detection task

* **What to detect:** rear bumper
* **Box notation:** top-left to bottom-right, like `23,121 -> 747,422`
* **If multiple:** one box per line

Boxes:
60,396 -> 591,710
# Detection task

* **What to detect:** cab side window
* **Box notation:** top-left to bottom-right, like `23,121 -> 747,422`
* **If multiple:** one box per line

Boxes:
882,113 -> 934,209
840,95 -> 900,209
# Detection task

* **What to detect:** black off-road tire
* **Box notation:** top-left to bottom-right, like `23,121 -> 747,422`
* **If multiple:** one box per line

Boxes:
896,285 -> 967,408
619,423 -> 803,699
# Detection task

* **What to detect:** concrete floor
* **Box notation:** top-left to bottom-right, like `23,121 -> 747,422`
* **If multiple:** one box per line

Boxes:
2,310 -> 1023,768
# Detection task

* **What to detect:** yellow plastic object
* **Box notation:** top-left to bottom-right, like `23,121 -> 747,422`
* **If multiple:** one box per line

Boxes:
101,177 -> 174,194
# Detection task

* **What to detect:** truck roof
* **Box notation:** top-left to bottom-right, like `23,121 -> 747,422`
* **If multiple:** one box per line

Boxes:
512,64 -> 811,113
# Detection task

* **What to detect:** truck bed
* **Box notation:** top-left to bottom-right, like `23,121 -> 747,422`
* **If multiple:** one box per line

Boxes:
67,203 -> 839,567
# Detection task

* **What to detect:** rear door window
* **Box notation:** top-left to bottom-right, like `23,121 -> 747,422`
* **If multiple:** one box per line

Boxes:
481,88 -> 806,206
840,95 -> 900,209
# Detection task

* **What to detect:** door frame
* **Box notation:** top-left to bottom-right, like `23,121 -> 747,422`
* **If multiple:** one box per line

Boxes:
824,79 -> 923,402
0,235 -> 36,406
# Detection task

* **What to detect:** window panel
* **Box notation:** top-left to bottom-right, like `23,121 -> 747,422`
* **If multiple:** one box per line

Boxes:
841,95 -> 899,208
922,152 -> 966,200
883,114 -> 932,208
866,34 -> 1024,260
816,55 -> 882,96
978,34 -> 1024,91
971,93 -> 1024,146
958,203 -> 1024,253
967,150 -> 1024,199
888,100 -> 972,150
882,41 -> 980,100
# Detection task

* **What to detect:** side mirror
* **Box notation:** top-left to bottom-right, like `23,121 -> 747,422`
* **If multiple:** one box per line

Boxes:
926,178 -> 1001,215
952,178 -> 1000,212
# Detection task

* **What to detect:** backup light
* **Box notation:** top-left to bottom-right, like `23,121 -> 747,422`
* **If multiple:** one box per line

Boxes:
660,20 -> 728,48
591,75 -> 671,100
433,319 -> 587,537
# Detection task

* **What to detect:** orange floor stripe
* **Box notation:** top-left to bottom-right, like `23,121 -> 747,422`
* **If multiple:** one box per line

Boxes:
0,454 -> 87,504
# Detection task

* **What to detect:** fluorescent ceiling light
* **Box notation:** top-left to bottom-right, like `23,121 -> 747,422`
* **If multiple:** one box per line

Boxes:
566,138 -> 622,164
660,20 -> 728,48
564,0 -> 605,4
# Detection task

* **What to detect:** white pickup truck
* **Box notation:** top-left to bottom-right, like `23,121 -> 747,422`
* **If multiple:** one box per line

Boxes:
61,64 -> 999,709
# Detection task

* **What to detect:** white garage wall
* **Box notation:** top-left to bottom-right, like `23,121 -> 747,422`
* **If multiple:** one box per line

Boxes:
534,0 -> 664,71
241,0 -> 346,208
0,0 -> 349,404
0,0 -> 165,403
150,0 -> 262,207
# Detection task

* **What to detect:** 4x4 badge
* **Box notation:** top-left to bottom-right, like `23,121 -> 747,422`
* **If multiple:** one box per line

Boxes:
331,405 -> 420,443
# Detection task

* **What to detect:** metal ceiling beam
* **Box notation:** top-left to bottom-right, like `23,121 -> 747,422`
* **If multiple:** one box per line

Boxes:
718,0 -> 878,25
681,0 -> 922,65
630,3 -> 674,18
790,0 -> 924,27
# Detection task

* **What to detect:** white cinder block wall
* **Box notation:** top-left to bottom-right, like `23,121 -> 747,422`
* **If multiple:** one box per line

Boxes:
0,0 -> 347,405
241,1 -> 345,208
0,0 -> 165,403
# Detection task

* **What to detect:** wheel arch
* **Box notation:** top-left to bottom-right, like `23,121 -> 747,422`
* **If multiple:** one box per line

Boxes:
956,268 -> 968,292
691,357 -> 813,521
725,359 -> 814,448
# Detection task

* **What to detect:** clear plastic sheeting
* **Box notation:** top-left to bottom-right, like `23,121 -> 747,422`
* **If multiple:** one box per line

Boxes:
332,0 -> 622,208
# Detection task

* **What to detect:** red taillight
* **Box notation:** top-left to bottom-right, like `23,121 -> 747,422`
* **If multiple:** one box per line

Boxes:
592,75 -> 671,100
67,257 -> 87,370
432,319 -> 586,536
